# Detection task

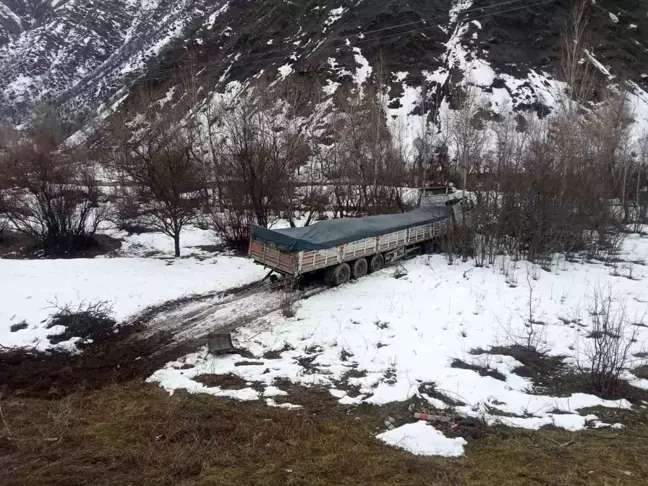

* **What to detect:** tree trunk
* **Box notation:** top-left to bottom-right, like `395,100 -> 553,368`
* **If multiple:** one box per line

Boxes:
174,233 -> 181,257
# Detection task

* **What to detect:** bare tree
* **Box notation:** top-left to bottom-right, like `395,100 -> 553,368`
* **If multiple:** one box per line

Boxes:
448,84 -> 488,193
634,132 -> 648,227
560,0 -> 595,114
328,84 -> 407,216
208,82 -> 310,229
103,96 -> 202,257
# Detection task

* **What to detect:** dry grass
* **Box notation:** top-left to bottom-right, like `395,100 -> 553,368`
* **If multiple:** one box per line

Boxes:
1,322 -> 646,485
1,381 -> 647,486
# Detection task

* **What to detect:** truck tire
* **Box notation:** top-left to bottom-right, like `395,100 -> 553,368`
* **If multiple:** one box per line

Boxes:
325,263 -> 351,287
369,253 -> 385,273
352,258 -> 368,279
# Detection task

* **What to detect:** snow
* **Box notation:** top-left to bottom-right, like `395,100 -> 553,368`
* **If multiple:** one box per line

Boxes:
352,47 -> 372,86
0,226 -> 266,350
423,68 -> 449,86
625,81 -> 648,140
585,50 -> 613,78
4,74 -> 35,102
157,86 -> 176,107
116,226 -> 216,257
328,56 -> 352,79
154,370 -> 260,400
150,231 -> 648,453
322,79 -> 340,95
277,63 -> 293,79
449,0 -> 474,25
265,398 -> 302,409
469,60 -> 496,86
0,4 -> 22,28
377,421 -> 467,457
324,7 -> 346,29
441,8 -> 496,92
263,386 -> 288,397
386,80 -> 426,154
394,72 -> 408,82
206,3 -> 230,29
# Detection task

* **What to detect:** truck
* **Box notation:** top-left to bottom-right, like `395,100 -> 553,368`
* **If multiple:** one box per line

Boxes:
248,187 -> 471,286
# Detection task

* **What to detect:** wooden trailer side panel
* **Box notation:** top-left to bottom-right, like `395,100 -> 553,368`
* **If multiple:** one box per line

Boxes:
378,229 -> 408,252
300,247 -> 341,273
249,240 -> 298,275
341,236 -> 378,262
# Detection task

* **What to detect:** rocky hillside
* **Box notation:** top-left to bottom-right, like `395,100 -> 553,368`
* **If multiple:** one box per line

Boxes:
0,0 -> 229,123
0,0 -> 647,132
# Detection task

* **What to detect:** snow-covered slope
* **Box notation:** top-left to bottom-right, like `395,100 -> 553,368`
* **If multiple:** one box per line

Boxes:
1,0 -> 648,132
0,0 -> 229,123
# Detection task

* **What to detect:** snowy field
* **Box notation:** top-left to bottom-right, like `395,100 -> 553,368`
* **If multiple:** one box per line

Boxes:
0,226 -> 267,349
150,231 -> 648,457
4,219 -> 648,458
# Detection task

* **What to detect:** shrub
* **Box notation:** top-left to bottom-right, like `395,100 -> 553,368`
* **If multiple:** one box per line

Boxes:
46,301 -> 116,346
211,208 -> 255,252
578,287 -> 639,398
0,137 -> 108,255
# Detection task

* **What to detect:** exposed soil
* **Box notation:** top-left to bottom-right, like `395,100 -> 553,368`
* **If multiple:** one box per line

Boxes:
418,382 -> 466,408
473,345 -> 648,404
0,322 -> 191,399
194,373 -> 250,390
450,358 -> 506,381
1,302 -> 648,484
0,230 -> 122,259
485,345 -> 569,392
0,229 -> 35,257
631,365 -> 648,380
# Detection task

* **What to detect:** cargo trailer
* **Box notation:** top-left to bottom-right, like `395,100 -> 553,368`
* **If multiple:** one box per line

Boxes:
249,189 -> 470,286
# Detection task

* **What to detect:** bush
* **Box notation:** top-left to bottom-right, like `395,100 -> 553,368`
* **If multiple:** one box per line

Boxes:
46,301 -> 116,346
578,287 -> 639,398
211,208 -> 255,252
0,136 -> 108,255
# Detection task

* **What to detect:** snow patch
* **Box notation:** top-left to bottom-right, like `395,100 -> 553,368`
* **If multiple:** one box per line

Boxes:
377,421 -> 467,457
278,63 -> 293,79
394,71 -> 408,82
206,2 -> 230,29
1,227 -> 266,350
585,50 -> 613,78
449,0 -> 474,25
352,48 -> 372,86
323,79 -> 340,95
324,7 -> 346,29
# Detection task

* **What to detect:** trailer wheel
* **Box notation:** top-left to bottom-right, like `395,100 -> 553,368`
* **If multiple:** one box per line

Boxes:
369,253 -> 385,273
325,263 -> 351,287
352,258 -> 368,279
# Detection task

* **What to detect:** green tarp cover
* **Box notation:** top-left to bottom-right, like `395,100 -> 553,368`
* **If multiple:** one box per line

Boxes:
251,206 -> 451,252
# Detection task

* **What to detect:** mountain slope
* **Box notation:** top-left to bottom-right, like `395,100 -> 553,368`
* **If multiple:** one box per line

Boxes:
0,0 -> 647,133
0,0 -> 229,123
